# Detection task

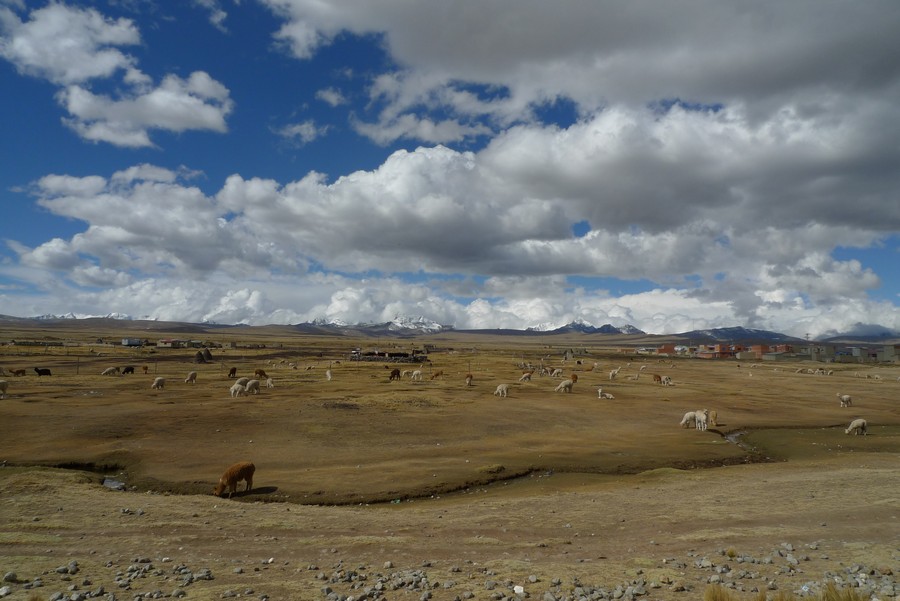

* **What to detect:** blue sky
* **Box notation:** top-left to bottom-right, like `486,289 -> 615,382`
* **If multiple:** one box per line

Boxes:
1,0 -> 899,338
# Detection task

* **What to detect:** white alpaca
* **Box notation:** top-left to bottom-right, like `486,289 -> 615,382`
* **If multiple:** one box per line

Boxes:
555,379 -> 574,393
234,377 -> 250,387
836,393 -> 852,407
411,370 -> 423,381
609,367 -> 621,380
695,409 -> 709,431
266,377 -> 275,388
100,367 -> 120,376
325,369 -> 333,381
229,382 -> 245,397
151,377 -> 165,390
597,387 -> 615,399
845,418 -> 867,435
185,371 -> 197,384
519,371 -> 533,382
493,384 -> 509,397
679,411 -> 696,429
244,379 -> 261,394
661,375 -> 674,386
550,368 -> 563,378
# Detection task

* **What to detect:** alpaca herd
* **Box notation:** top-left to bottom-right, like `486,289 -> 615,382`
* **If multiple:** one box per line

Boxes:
4,351 -> 884,449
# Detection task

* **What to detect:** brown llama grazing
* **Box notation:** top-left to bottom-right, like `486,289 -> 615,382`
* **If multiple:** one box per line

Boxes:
431,370 -> 444,380
652,374 -> 662,384
141,365 -> 149,374
254,368 -> 268,379
389,368 -> 401,381
12,369 -> 26,377
228,366 -> 237,378
213,461 -> 256,498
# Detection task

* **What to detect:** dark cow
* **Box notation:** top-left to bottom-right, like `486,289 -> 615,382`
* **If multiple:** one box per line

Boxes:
34,367 -> 52,376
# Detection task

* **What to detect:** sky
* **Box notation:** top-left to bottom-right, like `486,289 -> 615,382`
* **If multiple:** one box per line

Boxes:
1,0 -> 899,339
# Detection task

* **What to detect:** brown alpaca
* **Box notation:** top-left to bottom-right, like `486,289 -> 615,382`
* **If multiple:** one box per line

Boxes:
213,461 -> 255,498
254,368 -> 268,379
227,366 -> 237,378
430,370 -> 444,380
570,373 -> 578,383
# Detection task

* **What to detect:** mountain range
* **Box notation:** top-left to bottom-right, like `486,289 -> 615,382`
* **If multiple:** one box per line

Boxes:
5,312 -> 898,345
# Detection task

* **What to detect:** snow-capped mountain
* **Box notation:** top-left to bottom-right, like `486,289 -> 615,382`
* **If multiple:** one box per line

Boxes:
309,315 -> 451,334
527,319 -> 645,335
33,312 -> 133,320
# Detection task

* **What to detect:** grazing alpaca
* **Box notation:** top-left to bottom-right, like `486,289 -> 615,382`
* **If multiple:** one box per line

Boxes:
555,379 -> 574,393
121,366 -> 135,375
254,368 -> 268,379
185,371 -> 197,384
845,418 -> 867,436
493,384 -> 509,397
430,370 -> 444,380
227,367 -> 237,378
213,461 -> 255,498
34,367 -> 52,376
465,373 -> 473,386
389,368 -> 401,381
151,377 -> 165,390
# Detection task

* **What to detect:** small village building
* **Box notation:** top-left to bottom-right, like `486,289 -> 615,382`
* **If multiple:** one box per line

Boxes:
877,344 -> 900,363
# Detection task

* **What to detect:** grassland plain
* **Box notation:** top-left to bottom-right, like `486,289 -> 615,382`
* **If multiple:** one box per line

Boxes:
0,320 -> 898,600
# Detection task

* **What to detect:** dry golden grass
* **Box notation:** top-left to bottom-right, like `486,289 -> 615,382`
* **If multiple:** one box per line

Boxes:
704,582 -> 871,601
1,321 -> 898,502
1,321 -> 898,600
